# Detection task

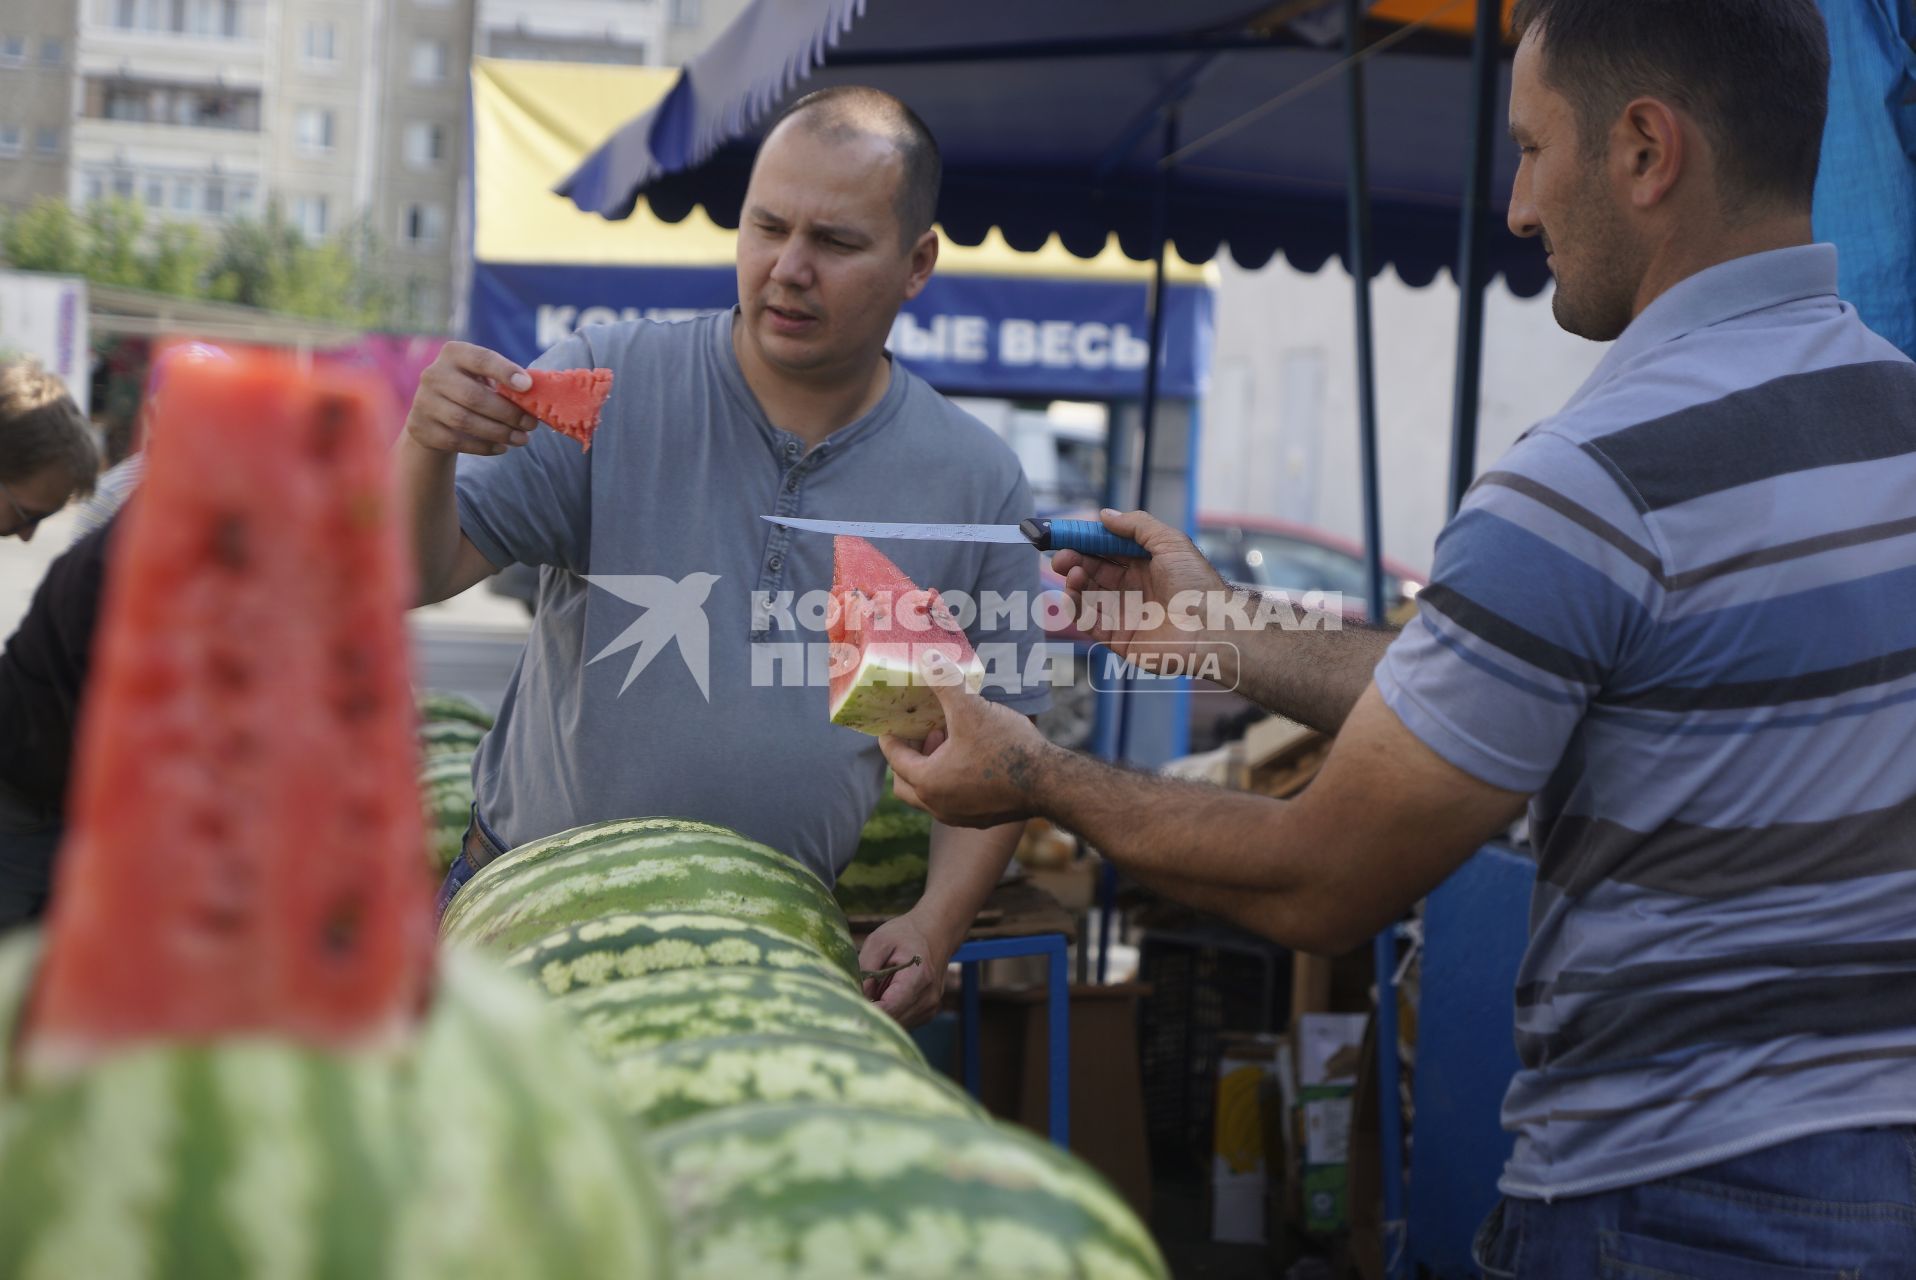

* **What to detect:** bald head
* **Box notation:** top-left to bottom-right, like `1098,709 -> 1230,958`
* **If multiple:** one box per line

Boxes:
762,86 -> 942,246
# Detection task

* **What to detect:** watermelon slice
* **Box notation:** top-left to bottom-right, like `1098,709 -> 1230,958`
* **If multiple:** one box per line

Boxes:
23,349 -> 434,1077
827,536 -> 983,739
498,367 -> 612,451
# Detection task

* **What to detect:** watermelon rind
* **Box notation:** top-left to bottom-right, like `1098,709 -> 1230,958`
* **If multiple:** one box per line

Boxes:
441,821 -> 860,980
420,718 -> 486,758
0,936 -> 675,1280
608,1032 -> 981,1132
415,690 -> 493,730
419,751 -> 475,873
829,646 -> 984,739
503,912 -> 853,996
553,965 -> 924,1067
835,783 -> 932,916
651,1102 -> 1168,1280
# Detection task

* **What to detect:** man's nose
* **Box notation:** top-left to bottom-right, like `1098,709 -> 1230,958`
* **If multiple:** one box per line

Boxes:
1507,169 -> 1540,239
770,242 -> 813,287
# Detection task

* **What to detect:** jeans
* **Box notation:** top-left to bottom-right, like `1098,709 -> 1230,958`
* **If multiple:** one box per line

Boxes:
433,804 -> 508,923
1474,1126 -> 1916,1279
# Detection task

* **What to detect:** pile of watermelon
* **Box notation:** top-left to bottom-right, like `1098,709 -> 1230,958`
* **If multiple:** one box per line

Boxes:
416,690 -> 491,873
444,816 -> 1169,1280
0,348 -> 671,1278
833,778 -> 934,917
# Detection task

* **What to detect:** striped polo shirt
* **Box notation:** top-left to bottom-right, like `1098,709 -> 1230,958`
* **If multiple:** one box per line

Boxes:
1375,244 -> 1916,1200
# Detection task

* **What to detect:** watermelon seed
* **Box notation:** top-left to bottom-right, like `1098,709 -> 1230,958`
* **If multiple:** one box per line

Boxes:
321,899 -> 362,955
207,650 -> 251,692
209,515 -> 249,571
310,397 -> 349,460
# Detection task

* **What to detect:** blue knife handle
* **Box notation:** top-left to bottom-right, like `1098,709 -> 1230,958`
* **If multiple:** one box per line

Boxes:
1021,518 -> 1149,559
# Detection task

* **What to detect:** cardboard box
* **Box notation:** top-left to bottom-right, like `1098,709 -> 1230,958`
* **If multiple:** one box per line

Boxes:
966,982 -> 1154,1223
1298,1012 -> 1368,1087
1210,1032 -> 1286,1244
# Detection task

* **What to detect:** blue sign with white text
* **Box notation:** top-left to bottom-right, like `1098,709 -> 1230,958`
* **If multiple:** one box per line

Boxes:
468,262 -> 1212,402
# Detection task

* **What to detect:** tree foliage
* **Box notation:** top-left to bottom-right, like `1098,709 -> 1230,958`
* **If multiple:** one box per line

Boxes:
0,196 -> 429,331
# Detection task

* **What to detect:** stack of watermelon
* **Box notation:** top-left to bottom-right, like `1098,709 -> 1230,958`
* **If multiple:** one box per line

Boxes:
443,743 -> 1165,1267
0,349 -> 671,1278
833,778 -> 934,918
416,690 -> 490,872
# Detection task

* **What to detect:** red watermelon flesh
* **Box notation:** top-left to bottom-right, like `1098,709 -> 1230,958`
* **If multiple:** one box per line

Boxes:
23,350 -> 434,1077
498,367 -> 612,451
827,536 -> 983,739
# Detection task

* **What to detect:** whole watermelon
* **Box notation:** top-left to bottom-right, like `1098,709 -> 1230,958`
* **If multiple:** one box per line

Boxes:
555,965 -> 923,1066
834,782 -> 932,917
440,820 -> 860,980
419,750 -> 475,873
0,939 -> 674,1280
608,1033 -> 982,1132
652,1103 -> 1168,1280
415,690 -> 493,730
504,912 -> 854,997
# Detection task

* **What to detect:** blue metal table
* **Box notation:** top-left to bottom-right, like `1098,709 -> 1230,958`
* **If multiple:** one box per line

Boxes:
955,932 -> 1073,1147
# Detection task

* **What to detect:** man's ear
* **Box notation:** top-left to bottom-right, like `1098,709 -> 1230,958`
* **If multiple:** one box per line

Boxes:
903,228 -> 939,301
1618,96 -> 1685,209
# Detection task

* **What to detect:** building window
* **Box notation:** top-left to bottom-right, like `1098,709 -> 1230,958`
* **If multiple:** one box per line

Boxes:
409,39 -> 448,84
115,0 -> 137,29
233,182 -> 254,213
404,121 -> 444,169
0,38 -> 25,65
402,202 -> 446,248
144,177 -> 164,207
203,179 -> 225,215
292,194 -> 329,240
295,106 -> 335,153
84,173 -> 104,203
0,127 -> 20,156
39,38 -> 62,66
301,20 -> 335,63
172,177 -> 194,212
34,126 -> 58,154
670,0 -> 701,27
112,170 -> 134,199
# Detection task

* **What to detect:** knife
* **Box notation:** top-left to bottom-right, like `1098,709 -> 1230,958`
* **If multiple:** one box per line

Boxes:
760,515 -> 1149,559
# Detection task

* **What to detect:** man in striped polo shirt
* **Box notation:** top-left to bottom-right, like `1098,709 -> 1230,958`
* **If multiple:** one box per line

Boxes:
881,0 -> 1916,1271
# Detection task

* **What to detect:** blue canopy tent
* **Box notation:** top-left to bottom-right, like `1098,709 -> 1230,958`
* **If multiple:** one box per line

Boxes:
553,3 -> 1530,1273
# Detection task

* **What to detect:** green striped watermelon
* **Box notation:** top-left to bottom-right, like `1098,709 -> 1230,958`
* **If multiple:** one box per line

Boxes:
0,349 -> 669,1279
440,821 -> 860,980
609,1033 -> 981,1132
505,912 -> 852,997
555,966 -> 923,1066
834,782 -> 932,916
415,690 -> 493,730
419,718 -> 486,758
0,941 -> 674,1279
651,1103 -> 1168,1280
419,751 -> 475,873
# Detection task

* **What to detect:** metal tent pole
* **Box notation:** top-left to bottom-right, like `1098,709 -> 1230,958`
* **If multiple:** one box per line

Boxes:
1344,1 -> 1408,1275
1448,0 -> 1502,515
1096,109 -> 1179,986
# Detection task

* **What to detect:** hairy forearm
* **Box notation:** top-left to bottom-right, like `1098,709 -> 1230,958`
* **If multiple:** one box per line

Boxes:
913,820 -> 1023,949
1220,591 -> 1398,733
394,437 -> 466,605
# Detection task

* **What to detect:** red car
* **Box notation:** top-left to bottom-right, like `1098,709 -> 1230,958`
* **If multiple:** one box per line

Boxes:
1033,514 -> 1426,753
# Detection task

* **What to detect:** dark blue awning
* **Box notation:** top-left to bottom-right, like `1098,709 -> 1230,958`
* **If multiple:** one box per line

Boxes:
558,0 -> 1547,296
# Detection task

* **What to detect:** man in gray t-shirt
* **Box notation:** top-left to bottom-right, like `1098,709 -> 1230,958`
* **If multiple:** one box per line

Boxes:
396,85 -> 1049,1026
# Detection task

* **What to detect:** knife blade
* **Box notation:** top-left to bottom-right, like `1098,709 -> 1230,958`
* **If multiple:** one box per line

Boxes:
761,515 -> 1149,559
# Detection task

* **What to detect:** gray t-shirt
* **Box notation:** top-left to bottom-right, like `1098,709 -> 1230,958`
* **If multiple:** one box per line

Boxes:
453,309 -> 1051,883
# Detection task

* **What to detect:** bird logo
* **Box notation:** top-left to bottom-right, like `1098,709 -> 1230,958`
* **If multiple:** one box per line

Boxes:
583,573 -> 720,700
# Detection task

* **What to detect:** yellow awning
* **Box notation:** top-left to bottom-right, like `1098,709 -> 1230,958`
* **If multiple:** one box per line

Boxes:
472,57 -> 1214,285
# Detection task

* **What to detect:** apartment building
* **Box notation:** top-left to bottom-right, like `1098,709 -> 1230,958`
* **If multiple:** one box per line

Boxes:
477,0 -> 664,65
0,0 -> 81,209
5,0 -> 465,329
661,0 -> 748,69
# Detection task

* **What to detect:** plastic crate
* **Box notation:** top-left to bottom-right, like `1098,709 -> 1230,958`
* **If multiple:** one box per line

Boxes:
1137,926 -> 1291,1176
